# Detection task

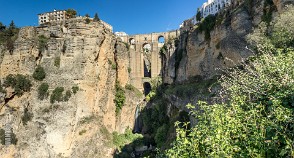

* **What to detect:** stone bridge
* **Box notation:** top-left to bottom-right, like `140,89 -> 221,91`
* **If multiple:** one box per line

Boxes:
119,30 -> 180,94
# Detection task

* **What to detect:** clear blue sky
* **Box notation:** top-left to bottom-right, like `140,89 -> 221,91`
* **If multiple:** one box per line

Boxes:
0,0 -> 206,35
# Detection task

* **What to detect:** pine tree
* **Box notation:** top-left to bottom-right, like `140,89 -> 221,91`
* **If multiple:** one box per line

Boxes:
93,13 -> 100,22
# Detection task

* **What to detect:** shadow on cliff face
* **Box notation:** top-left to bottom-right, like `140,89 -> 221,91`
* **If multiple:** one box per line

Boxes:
113,82 -> 193,158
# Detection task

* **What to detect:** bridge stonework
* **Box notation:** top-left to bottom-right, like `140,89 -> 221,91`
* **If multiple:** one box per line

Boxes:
119,30 -> 180,91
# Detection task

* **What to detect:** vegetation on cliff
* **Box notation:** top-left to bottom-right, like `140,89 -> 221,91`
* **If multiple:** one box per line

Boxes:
163,6 -> 294,157
0,21 -> 19,53
3,74 -> 32,96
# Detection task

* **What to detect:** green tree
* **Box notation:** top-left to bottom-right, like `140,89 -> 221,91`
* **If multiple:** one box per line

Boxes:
72,85 -> 79,94
0,22 -> 5,31
196,10 -> 202,21
33,66 -> 46,81
50,87 -> 64,104
93,13 -> 100,22
63,90 -> 72,101
38,83 -> 49,100
38,35 -> 48,52
85,13 -> 90,18
66,9 -> 77,18
4,74 -> 32,96
85,17 -> 91,24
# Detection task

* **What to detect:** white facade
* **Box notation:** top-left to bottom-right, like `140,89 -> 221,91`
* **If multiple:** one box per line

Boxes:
115,32 -> 128,37
201,0 -> 232,18
38,10 -> 67,25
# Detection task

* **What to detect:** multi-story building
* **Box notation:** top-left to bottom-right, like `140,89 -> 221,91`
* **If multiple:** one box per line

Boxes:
201,0 -> 232,18
38,10 -> 67,25
179,0 -> 232,29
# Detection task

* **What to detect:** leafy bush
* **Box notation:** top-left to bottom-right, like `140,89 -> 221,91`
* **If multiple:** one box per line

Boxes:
127,67 -> 131,73
112,128 -> 143,148
154,124 -> 169,147
114,82 -> 126,113
79,129 -> 87,135
3,74 -> 32,96
262,0 -> 276,24
54,56 -> 60,67
22,108 -> 33,126
198,15 -> 216,40
50,87 -> 64,104
38,83 -> 49,100
72,85 -> 79,94
85,17 -> 91,24
63,90 -> 72,101
38,35 -> 48,52
271,6 -> 294,48
65,9 -> 77,18
33,66 -> 46,81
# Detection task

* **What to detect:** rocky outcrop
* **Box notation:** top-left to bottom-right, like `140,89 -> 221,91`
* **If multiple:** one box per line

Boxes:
0,19 -> 141,157
161,0 -> 283,84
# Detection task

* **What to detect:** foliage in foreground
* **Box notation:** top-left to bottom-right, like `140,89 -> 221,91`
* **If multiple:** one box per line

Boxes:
163,6 -> 294,158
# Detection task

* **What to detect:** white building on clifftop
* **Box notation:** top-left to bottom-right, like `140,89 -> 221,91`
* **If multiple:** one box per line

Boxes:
38,10 -> 67,25
201,0 -> 232,18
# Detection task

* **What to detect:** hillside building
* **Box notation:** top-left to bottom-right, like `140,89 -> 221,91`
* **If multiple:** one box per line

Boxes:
201,0 -> 232,18
38,10 -> 67,25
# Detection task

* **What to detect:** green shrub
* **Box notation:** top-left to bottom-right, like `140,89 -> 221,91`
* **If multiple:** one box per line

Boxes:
271,6 -> 294,48
154,124 -> 169,147
33,66 -> 46,81
50,87 -> 64,104
22,108 -> 33,126
65,9 -> 77,18
38,83 -> 49,100
72,85 -> 79,94
0,81 -> 6,94
112,128 -> 143,148
262,0 -> 275,25
114,82 -> 126,113
3,74 -> 32,96
85,17 -> 91,24
112,63 -> 117,70
125,84 -> 135,91
79,129 -> 87,135
127,67 -> 131,73
38,35 -> 48,52
198,15 -> 216,40
0,128 -> 4,145
63,90 -> 72,101
54,56 -> 60,67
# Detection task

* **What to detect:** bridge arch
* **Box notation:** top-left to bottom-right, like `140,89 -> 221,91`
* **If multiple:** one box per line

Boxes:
142,43 -> 151,52
158,35 -> 165,43
129,38 -> 135,45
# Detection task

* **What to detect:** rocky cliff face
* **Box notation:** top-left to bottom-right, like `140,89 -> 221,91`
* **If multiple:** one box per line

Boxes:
0,19 -> 141,157
162,0 -> 272,84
